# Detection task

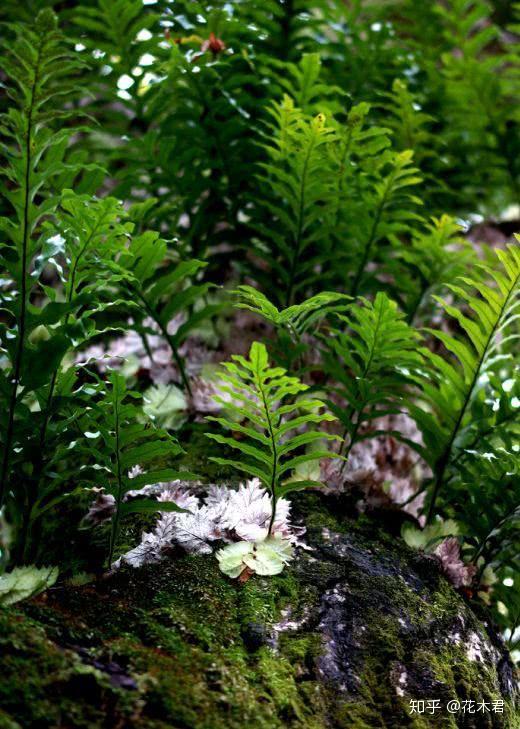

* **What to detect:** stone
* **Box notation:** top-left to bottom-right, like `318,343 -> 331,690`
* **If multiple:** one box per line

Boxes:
0,493 -> 517,728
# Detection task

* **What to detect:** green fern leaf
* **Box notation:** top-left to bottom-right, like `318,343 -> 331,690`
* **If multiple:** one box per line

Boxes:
82,371 -> 189,566
411,242 -> 520,518
323,292 -> 423,460
205,341 -> 339,534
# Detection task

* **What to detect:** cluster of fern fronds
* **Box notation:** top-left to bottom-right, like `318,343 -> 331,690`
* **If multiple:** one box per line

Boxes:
0,1 -> 518,655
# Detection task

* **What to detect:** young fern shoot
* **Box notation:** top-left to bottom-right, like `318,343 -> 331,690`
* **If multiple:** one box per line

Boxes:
205,342 -> 339,536
233,285 -> 350,372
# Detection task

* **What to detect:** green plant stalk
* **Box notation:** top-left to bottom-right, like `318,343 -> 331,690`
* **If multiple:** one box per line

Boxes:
257,367 -> 278,536
278,0 -> 294,60
339,415 -> 362,474
108,386 -> 123,567
472,498 -> 519,582
406,274 -> 430,325
285,133 -> 317,308
349,175 -> 392,297
327,125 -> 354,267
130,285 -> 192,397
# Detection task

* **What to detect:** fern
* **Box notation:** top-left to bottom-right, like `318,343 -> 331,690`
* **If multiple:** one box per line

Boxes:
71,0 -> 161,153
326,102 -> 391,267
411,243 -> 520,519
451,449 -> 519,576
0,193 -> 134,561
400,215 -> 475,323
36,193 -> 131,444
266,53 -> 345,116
377,78 -> 448,208
347,148 -> 423,296
74,0 -> 158,80
434,0 -> 519,210
116,33 -> 260,256
84,372 -> 192,566
0,11 -> 90,507
107,231 -> 220,396
205,342 -> 339,533
378,79 -> 435,165
253,96 -> 336,305
323,293 -> 423,460
445,444 -> 520,641
234,285 -> 350,370
234,285 -> 350,333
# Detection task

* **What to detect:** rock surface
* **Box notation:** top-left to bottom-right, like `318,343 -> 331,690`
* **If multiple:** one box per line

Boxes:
0,494 -> 517,728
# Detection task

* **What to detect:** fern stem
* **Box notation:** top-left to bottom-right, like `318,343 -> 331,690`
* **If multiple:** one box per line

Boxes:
406,277 -> 430,325
349,197 -> 384,297
257,372 -> 278,536
131,287 -> 192,397
158,320 -> 192,398
279,0 -> 294,60
426,269 -> 520,522
108,384 -> 123,567
38,212 -> 110,459
328,127 -> 354,264
0,38 -> 43,507
349,165 -> 397,297
472,498 -> 518,573
285,134 -> 317,307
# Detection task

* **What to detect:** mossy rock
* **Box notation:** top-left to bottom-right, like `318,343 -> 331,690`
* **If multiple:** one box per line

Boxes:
0,495 -> 517,728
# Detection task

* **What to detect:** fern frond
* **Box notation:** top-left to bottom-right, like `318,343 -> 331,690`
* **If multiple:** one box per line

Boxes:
34,193 -> 131,455
266,53 -> 345,116
323,292 -> 423,459
347,148 -> 423,296
378,79 -> 436,165
234,285 -> 350,335
435,0 -> 519,208
107,231 -> 220,396
233,286 -> 351,372
0,10 -> 89,506
253,96 -> 336,305
400,215 -> 475,322
84,371 -> 189,566
74,0 -> 158,79
205,342 -> 339,532
411,242 -> 520,518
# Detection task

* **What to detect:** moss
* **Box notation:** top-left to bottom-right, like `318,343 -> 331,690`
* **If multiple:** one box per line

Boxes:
7,553 -> 328,728
0,500 -> 516,728
0,607 -> 137,728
